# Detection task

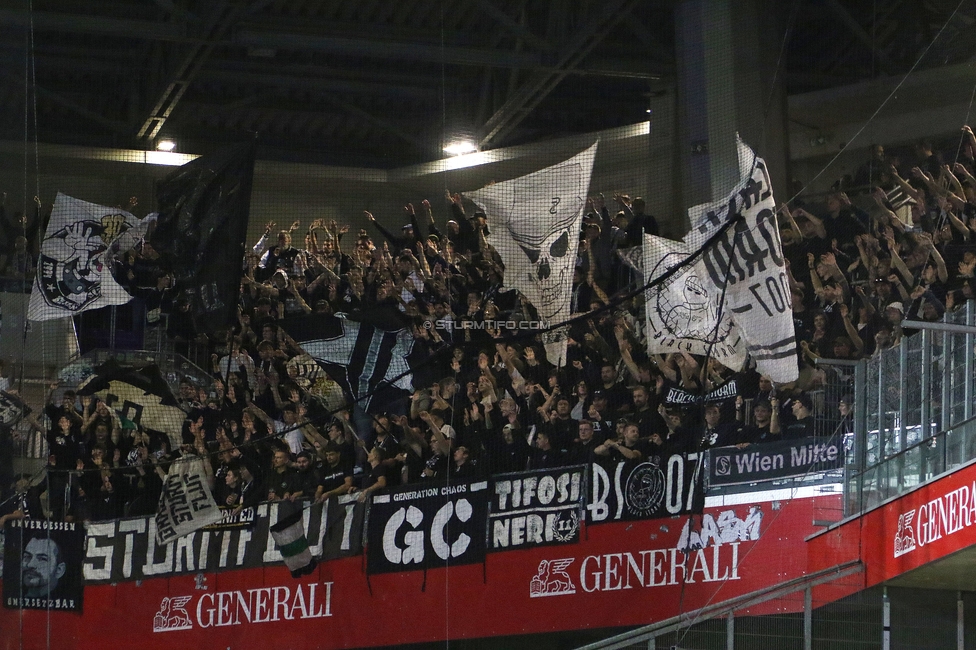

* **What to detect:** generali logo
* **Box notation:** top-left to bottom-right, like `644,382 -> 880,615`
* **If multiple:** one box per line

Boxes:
152,582 -> 333,632
529,559 -> 576,597
893,509 -> 917,558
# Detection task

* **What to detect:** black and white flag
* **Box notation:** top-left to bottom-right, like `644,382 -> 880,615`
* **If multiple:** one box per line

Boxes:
77,360 -> 187,450
645,136 -> 798,383
280,314 -> 423,414
885,185 -> 916,227
0,390 -> 30,429
155,456 -> 223,545
643,234 -> 746,370
28,193 -> 139,321
466,143 -> 598,366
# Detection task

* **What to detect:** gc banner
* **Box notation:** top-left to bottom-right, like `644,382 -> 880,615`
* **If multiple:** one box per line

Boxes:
489,466 -> 586,551
3,520 -> 85,611
587,455 -> 704,524
367,481 -> 489,575
707,437 -> 843,487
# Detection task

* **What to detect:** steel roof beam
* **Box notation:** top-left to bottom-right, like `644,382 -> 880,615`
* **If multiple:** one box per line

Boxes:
467,0 -> 554,51
0,9 -> 657,77
232,29 -> 545,68
137,1 -> 247,140
200,68 -> 436,99
0,9 -> 188,42
479,0 -> 641,147
0,70 -> 129,134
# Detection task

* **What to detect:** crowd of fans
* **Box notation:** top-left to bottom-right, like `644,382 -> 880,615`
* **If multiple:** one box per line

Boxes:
2,125 -> 976,523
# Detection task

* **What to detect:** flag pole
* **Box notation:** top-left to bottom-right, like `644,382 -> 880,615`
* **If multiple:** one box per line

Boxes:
109,305 -> 117,351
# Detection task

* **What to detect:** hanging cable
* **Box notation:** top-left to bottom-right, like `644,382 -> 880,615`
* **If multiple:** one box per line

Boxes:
786,0 -> 971,205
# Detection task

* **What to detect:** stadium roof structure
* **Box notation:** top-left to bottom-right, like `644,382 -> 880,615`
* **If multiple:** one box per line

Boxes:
0,0 -> 973,167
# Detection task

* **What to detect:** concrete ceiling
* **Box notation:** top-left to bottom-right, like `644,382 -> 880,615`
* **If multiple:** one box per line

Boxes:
886,544 -> 976,591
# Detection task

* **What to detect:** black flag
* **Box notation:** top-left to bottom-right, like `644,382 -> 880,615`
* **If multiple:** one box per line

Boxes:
150,142 -> 256,334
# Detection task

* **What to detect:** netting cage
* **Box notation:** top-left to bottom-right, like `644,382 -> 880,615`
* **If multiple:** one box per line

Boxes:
0,1 -> 975,649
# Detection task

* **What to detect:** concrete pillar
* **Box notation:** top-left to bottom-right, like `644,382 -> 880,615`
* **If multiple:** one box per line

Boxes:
674,0 -> 791,230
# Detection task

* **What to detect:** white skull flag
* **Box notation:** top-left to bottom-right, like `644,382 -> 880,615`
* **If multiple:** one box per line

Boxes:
645,135 -> 797,383
466,142 -> 598,365
28,193 -> 138,321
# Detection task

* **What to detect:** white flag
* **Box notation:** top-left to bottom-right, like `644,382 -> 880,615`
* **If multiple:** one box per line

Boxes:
643,234 -> 746,370
28,193 -> 138,321
155,456 -> 222,545
645,136 -> 798,383
466,142 -> 598,365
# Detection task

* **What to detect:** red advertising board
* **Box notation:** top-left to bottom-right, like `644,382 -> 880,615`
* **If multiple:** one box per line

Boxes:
1,490 -> 839,649
808,461 -> 976,587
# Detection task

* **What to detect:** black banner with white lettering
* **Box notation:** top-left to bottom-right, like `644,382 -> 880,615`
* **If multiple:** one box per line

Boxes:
3,520 -> 85,611
707,436 -> 843,486
489,466 -> 585,551
82,499 -> 364,584
321,494 -> 367,560
587,455 -> 704,524
664,378 -> 737,406
366,481 -> 489,575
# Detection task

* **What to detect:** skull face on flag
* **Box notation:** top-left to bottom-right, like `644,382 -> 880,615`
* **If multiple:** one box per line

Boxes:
507,184 -> 581,319
467,142 -> 597,326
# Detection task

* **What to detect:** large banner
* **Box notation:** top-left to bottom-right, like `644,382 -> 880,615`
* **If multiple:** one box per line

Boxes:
643,234 -> 746,370
587,455 -> 704,524
84,498 -> 365,584
3,520 -> 85,611
707,437 -> 843,487
150,142 -> 256,334
467,143 -> 598,365
367,481 -> 489,574
155,457 -> 224,545
489,466 -> 586,551
28,193 -> 139,321
644,136 -> 798,383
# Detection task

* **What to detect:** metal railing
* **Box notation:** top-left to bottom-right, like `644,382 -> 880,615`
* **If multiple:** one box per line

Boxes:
838,301 -> 976,516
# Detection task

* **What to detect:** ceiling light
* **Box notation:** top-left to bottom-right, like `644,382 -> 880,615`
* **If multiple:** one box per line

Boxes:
156,138 -> 176,152
443,141 -> 478,156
